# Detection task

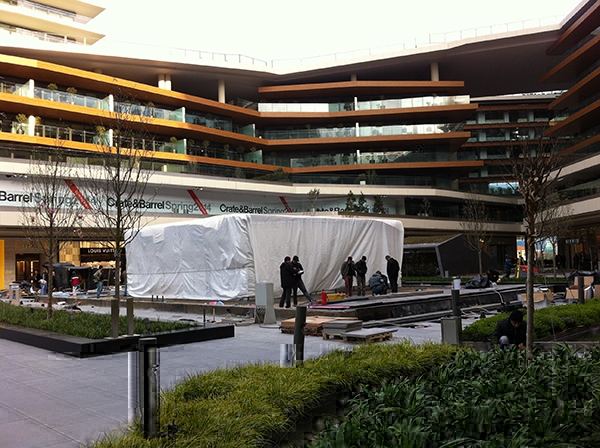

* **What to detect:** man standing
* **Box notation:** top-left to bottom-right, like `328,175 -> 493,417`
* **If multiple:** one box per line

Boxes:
93,265 -> 104,299
292,255 -> 314,305
492,310 -> 526,349
279,256 -> 296,308
355,256 -> 368,296
504,257 -> 515,278
340,256 -> 356,297
386,255 -> 400,293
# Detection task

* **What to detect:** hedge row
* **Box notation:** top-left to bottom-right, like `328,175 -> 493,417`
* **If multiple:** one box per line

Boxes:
87,341 -> 458,448
462,298 -> 600,342
0,302 -> 191,339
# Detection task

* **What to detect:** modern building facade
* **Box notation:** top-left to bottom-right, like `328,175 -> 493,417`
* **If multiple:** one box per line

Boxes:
0,0 -> 598,287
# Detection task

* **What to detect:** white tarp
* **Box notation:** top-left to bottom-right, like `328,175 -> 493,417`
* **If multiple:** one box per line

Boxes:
126,214 -> 404,300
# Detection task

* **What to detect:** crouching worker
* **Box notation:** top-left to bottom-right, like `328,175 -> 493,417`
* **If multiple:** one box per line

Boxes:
492,310 -> 526,349
369,270 -> 387,296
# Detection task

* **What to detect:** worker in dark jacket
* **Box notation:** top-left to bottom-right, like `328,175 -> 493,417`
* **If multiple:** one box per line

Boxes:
492,310 -> 526,349
279,256 -> 297,308
291,255 -> 314,305
340,256 -> 356,297
355,256 -> 368,296
385,255 -> 400,293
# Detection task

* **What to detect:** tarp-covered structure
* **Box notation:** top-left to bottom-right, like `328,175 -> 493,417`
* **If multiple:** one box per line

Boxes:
126,214 -> 404,300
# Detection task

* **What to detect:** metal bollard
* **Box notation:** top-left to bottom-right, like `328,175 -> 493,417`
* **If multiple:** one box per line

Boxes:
280,343 -> 293,367
293,305 -> 307,365
139,337 -> 158,439
578,276 -> 585,305
128,351 -> 138,423
451,289 -> 461,317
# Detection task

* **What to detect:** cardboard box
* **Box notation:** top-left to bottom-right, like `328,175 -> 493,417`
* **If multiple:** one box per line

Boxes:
519,292 -> 551,302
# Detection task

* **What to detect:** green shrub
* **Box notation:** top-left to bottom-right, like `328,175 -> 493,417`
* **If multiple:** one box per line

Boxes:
86,341 -> 459,447
463,298 -> 600,342
310,346 -> 600,447
0,302 -> 191,339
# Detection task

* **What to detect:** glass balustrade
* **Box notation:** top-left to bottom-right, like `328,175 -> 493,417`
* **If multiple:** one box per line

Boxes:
185,113 -> 233,131
359,123 -> 457,136
263,127 -> 357,139
114,102 -> 182,121
290,150 -> 476,168
0,80 -> 19,94
34,87 -> 107,109
357,95 -> 469,110
257,95 -> 469,113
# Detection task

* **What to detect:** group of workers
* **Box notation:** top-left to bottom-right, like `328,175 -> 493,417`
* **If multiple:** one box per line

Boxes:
279,254 -> 401,308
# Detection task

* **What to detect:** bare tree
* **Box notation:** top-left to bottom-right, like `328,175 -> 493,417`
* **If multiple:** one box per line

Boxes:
537,191 -> 573,280
460,189 -> 492,275
307,188 -> 320,211
83,89 -> 157,337
20,144 -> 85,318
507,133 -> 563,363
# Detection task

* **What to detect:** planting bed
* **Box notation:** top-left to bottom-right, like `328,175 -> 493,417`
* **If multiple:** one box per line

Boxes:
0,321 -> 234,357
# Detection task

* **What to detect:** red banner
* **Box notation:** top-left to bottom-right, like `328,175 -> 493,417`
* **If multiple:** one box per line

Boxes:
64,180 -> 91,209
187,190 -> 208,214
279,196 -> 292,212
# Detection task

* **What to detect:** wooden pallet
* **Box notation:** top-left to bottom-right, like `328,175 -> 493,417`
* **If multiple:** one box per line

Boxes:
322,328 -> 397,344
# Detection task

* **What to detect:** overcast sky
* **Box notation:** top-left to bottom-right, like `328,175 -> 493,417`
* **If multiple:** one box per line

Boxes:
93,0 -> 582,62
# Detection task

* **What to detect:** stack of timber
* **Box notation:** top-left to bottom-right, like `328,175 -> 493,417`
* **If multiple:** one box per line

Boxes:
280,317 -> 359,336
322,319 -> 362,339
335,328 -> 398,344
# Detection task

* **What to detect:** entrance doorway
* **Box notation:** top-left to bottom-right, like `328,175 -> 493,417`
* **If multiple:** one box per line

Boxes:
16,254 -> 40,283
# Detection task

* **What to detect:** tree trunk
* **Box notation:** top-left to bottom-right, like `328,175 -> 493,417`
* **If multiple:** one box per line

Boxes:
526,239 -> 535,365
47,253 -> 54,319
552,242 -> 557,280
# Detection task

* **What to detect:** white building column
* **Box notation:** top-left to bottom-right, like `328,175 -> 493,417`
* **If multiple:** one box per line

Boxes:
218,79 -> 226,103
158,74 -> 172,90
25,79 -> 35,98
28,115 -> 36,136
430,62 -> 439,81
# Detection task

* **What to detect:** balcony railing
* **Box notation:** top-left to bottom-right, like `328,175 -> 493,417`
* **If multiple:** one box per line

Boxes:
262,123 -> 459,140
0,0 -> 92,23
257,95 -> 470,113
290,150 -> 476,168
34,87 -> 108,110
114,102 -> 183,121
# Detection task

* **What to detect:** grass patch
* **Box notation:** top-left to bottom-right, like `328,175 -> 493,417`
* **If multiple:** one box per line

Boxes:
0,302 -> 192,339
86,341 -> 459,447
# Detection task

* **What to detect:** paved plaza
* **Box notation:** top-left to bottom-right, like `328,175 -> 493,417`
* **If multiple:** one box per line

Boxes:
0,305 -> 463,448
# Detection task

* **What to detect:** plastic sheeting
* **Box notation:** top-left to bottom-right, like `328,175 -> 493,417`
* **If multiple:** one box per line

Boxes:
126,214 -> 404,301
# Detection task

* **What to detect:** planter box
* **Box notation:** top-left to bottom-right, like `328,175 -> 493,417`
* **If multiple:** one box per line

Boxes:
0,322 -> 234,358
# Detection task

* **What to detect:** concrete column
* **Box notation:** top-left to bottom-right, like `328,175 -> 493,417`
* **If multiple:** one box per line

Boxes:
158,74 -> 172,90
218,79 -> 226,103
430,62 -> 439,81
26,79 -> 35,98
350,74 -> 357,82
395,198 -> 406,215
28,115 -> 36,136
